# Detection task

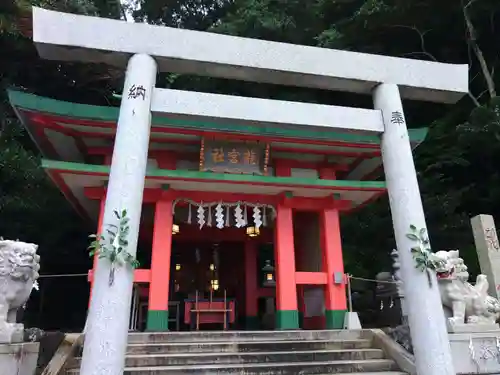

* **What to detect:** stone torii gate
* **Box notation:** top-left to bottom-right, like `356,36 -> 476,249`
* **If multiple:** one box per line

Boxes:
31,7 -> 467,375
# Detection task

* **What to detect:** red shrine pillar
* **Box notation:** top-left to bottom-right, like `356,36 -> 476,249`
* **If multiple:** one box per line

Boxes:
321,208 -> 347,328
88,198 -> 106,308
244,240 -> 259,329
147,199 -> 173,331
274,203 -> 299,329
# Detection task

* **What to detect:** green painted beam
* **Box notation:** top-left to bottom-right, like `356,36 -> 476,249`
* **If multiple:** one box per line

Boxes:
325,310 -> 347,329
276,310 -> 300,330
41,159 -> 387,191
8,90 -> 428,145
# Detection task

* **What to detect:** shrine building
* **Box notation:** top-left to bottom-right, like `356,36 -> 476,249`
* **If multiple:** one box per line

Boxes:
9,89 -> 427,331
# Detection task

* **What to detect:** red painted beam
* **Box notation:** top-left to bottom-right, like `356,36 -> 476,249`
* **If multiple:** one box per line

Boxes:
85,187 -> 353,211
170,190 -> 279,206
87,147 -> 197,162
272,158 -> 349,172
139,224 -> 274,243
29,112 -> 383,151
272,146 -> 380,157
86,146 -> 362,170
281,196 -> 351,211
295,272 -> 328,285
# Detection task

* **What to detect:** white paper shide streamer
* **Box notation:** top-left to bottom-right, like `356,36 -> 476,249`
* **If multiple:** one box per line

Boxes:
171,198 -> 277,230
215,203 -> 224,229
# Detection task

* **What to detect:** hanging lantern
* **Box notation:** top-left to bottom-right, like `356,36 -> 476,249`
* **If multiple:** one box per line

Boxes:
262,260 -> 276,287
246,226 -> 260,237
211,279 -> 219,291
172,224 -> 180,235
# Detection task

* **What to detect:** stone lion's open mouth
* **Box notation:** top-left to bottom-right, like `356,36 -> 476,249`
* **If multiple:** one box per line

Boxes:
436,267 -> 455,279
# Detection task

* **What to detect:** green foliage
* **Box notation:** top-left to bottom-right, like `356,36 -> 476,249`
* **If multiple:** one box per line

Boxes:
88,210 -> 140,286
127,0 -> 234,30
406,225 -> 445,286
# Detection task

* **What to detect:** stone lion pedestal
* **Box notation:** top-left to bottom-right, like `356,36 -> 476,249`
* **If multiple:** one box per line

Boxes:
448,325 -> 500,374
0,342 -> 40,375
433,250 -> 500,374
0,240 -> 41,375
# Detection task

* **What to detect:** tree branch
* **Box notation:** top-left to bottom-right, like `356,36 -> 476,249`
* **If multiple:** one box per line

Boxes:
468,91 -> 481,107
462,0 -> 496,98
389,25 -> 437,61
402,51 -> 438,61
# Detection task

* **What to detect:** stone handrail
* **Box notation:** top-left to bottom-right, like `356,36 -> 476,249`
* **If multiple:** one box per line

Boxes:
370,329 -> 416,375
41,333 -> 83,375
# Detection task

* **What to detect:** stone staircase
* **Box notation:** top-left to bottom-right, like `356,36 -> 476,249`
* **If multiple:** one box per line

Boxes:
66,329 -> 408,374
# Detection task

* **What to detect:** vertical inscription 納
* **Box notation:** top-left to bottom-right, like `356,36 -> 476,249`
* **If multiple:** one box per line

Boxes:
128,84 -> 146,100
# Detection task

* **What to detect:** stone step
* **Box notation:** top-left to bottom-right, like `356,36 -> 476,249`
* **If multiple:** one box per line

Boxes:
125,338 -> 373,354
67,359 -> 398,374
127,329 -> 368,344
70,348 -> 384,368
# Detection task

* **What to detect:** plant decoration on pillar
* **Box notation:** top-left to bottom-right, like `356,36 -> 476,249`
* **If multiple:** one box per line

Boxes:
88,209 -> 140,286
406,225 -> 445,287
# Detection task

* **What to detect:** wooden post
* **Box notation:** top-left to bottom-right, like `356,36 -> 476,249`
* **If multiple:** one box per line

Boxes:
274,204 -> 299,329
88,198 -> 105,308
146,199 -> 173,331
244,240 -> 259,329
321,208 -> 347,329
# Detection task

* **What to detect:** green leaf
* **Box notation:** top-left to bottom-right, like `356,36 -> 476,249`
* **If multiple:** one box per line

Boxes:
114,210 -> 120,219
410,247 -> 420,253
409,224 -> 417,231
88,240 -> 100,249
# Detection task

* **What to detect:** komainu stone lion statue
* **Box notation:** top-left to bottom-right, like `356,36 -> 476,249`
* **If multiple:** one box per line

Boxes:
434,250 -> 500,328
0,239 -> 40,343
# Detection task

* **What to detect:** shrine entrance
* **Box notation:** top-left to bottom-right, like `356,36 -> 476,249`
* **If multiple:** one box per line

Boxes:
167,199 -> 277,331
129,199 -> 278,332
170,240 -> 244,331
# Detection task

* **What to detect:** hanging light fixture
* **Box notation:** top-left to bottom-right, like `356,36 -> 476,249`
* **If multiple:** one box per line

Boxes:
211,279 -> 219,291
172,224 -> 180,235
246,226 -> 260,237
261,260 -> 276,287
175,264 -> 181,271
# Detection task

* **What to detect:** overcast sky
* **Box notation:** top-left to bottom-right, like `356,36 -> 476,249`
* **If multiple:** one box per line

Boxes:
120,0 -> 136,22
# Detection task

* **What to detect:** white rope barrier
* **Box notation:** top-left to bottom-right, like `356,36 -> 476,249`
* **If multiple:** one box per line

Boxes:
35,273 -> 401,283
348,275 -> 399,284
38,273 -> 88,279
